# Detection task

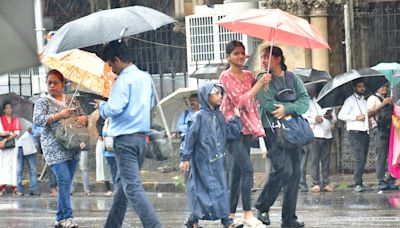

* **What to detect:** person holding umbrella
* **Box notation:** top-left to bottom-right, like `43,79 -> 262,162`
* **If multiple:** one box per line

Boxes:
94,40 -> 161,228
338,79 -> 370,192
302,85 -> 336,193
33,69 -> 87,228
219,40 -> 270,227
367,83 -> 394,190
255,46 -> 309,228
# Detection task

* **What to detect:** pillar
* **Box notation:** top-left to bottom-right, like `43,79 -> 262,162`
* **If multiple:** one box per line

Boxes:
310,6 -> 330,72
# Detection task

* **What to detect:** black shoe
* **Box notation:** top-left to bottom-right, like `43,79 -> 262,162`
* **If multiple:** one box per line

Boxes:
29,192 -> 41,196
299,184 -> 308,192
257,210 -> 270,225
281,220 -> 305,228
378,182 -> 388,191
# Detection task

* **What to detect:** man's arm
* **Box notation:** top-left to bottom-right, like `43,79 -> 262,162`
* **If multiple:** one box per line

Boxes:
176,111 -> 187,133
338,98 -> 356,121
368,96 -> 392,118
99,77 -> 130,119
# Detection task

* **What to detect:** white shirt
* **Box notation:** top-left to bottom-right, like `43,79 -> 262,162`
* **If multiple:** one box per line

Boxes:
338,93 -> 369,132
367,93 -> 383,128
302,98 -> 336,139
17,131 -> 37,156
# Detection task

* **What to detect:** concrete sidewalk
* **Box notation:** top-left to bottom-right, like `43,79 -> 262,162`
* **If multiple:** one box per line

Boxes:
18,170 -> 392,195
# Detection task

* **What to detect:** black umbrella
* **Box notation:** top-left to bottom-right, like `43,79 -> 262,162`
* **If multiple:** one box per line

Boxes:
0,92 -> 33,121
190,63 -> 226,80
293,68 -> 332,83
316,68 -> 388,108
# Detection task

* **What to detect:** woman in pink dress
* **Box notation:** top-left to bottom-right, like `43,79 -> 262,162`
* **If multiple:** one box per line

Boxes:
388,103 -> 400,182
220,40 -> 271,227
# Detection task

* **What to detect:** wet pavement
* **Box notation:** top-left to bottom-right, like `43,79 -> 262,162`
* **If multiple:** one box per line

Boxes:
1,190 -> 400,228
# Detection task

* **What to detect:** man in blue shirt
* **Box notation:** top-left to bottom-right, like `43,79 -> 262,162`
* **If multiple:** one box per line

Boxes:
176,93 -> 199,140
95,40 -> 161,228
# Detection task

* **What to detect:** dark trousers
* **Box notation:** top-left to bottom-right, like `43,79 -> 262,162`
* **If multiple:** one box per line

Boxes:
300,145 -> 310,187
226,134 -> 254,213
309,138 -> 332,186
104,134 -> 161,228
348,131 -> 370,186
372,127 -> 389,182
255,129 -> 301,224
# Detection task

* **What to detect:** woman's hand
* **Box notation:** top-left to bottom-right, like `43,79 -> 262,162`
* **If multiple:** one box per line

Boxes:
0,140 -> 6,149
75,116 -> 88,128
271,104 -> 285,119
257,73 -> 272,88
58,109 -> 73,119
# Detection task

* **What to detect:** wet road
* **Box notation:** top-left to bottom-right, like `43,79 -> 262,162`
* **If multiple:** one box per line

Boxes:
0,190 -> 400,227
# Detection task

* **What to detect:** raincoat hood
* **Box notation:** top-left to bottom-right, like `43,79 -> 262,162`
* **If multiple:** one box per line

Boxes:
198,81 -> 224,112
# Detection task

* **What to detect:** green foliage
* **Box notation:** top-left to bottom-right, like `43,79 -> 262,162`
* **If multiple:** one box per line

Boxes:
173,175 -> 185,193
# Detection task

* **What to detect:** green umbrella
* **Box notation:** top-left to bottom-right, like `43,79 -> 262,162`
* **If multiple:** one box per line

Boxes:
371,62 -> 400,87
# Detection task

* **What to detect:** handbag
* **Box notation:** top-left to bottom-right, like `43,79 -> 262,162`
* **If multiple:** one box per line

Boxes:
102,118 -> 114,152
0,136 -> 15,149
55,114 -> 89,151
269,115 -> 314,148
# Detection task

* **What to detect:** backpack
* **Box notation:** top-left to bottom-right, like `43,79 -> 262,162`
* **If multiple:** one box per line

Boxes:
373,95 -> 392,137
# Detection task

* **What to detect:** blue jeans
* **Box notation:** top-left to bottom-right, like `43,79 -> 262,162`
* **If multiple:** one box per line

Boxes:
104,134 -> 161,228
105,156 -> 117,184
51,159 -> 78,222
17,148 -> 38,193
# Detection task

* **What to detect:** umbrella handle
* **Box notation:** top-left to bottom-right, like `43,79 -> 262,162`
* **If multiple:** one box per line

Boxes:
152,82 -> 172,140
67,77 -> 83,109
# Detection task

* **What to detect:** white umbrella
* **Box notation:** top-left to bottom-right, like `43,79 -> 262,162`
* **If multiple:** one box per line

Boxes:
153,87 -> 198,133
0,0 -> 40,74
43,6 -> 176,55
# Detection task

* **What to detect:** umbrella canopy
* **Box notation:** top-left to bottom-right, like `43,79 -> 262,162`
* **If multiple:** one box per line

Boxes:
43,6 -> 175,55
153,87 -> 198,132
316,68 -> 387,108
293,68 -> 332,83
0,92 -> 33,121
371,62 -> 400,86
190,63 -> 226,80
0,0 -> 40,74
217,8 -> 330,49
41,49 -> 116,97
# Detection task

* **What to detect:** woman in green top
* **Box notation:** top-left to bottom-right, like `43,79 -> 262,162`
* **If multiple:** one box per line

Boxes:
254,46 -> 309,228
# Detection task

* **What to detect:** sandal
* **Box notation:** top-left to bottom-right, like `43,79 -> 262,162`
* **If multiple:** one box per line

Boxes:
231,218 -> 244,228
242,217 -> 266,228
184,219 -> 202,228
311,185 -> 321,193
54,220 -> 64,228
64,218 -> 78,228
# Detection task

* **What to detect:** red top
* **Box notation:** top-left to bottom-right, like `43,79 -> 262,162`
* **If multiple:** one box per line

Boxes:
0,116 -> 21,132
220,69 -> 265,137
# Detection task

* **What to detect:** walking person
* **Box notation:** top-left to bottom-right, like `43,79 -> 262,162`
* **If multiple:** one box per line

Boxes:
338,79 -> 370,192
15,126 -> 41,196
94,40 -> 161,228
0,102 -> 21,196
33,69 -> 88,228
180,81 -> 242,228
367,84 -> 394,190
255,46 -> 309,228
389,99 -> 400,186
219,40 -> 270,227
303,88 -> 336,192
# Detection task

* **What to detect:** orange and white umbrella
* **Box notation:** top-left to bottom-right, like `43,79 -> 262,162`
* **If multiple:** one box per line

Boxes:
41,49 -> 116,97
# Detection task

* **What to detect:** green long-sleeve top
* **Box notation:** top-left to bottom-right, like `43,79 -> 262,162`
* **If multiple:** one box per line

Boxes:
256,71 -> 310,129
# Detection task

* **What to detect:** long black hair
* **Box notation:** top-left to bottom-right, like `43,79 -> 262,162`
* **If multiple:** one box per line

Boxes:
225,40 -> 245,69
261,46 -> 287,71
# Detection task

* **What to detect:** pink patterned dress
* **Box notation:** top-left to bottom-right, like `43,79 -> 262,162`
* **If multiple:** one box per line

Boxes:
389,105 -> 400,179
220,69 -> 265,138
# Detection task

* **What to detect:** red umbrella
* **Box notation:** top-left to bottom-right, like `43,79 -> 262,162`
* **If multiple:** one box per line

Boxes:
217,8 -> 330,73
217,8 -> 330,49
